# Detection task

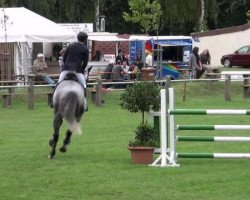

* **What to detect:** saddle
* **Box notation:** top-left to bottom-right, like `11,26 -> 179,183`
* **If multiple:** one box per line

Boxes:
64,72 -> 79,82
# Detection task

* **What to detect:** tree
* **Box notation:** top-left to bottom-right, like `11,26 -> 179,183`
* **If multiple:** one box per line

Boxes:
216,0 -> 249,28
101,0 -> 134,33
123,0 -> 162,34
199,0 -> 205,32
247,10 -> 250,24
160,0 -> 218,33
1,0 -> 249,35
0,0 -> 5,6
120,81 -> 160,125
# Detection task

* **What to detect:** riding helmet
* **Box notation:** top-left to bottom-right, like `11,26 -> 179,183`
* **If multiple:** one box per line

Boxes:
77,31 -> 88,42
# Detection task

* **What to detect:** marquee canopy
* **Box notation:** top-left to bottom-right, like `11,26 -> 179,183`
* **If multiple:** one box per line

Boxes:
0,7 -> 76,43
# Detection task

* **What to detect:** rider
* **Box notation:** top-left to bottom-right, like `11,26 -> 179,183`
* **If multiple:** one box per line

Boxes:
58,31 -> 89,88
57,31 -> 89,110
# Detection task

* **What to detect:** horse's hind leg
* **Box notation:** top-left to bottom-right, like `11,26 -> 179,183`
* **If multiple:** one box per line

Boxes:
59,129 -> 72,153
48,113 -> 62,159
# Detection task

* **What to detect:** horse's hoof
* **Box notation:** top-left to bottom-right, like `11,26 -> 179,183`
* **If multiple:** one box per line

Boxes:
49,139 -> 54,147
48,149 -> 56,159
59,146 -> 67,153
48,154 -> 55,159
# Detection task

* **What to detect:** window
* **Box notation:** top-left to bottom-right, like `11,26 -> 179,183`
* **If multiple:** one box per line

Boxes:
154,46 -> 184,62
237,46 -> 249,54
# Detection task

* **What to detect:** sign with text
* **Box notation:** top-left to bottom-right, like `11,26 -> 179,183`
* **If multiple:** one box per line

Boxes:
103,54 -> 115,62
59,23 -> 93,33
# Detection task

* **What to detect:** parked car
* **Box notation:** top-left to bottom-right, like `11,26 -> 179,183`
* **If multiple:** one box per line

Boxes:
220,45 -> 250,67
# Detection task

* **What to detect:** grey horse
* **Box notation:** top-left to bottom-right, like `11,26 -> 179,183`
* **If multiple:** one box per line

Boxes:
48,72 -> 86,159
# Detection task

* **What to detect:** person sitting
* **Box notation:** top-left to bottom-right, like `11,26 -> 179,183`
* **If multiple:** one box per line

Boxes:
129,62 -> 141,80
188,47 -> 202,79
102,60 -> 115,80
197,49 -> 212,78
32,53 -> 55,85
121,61 -> 130,80
111,62 -> 125,88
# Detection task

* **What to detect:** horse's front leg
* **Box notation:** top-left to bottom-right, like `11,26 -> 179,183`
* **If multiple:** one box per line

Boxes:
48,113 -> 62,159
59,129 -> 72,153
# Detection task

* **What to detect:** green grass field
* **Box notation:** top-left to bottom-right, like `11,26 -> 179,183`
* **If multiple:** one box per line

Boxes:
1,81 -> 250,200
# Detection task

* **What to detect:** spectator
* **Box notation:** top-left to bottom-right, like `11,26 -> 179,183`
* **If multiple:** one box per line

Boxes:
92,50 -> 102,61
111,63 -> 126,88
122,61 -> 130,73
111,63 -> 125,81
123,52 -> 130,66
58,47 -> 66,72
32,53 -> 55,85
200,49 -> 211,65
129,62 -> 141,80
102,60 -> 115,80
197,49 -> 213,78
135,52 -> 143,70
145,50 -> 153,67
188,47 -> 202,79
121,61 -> 130,80
196,49 -> 212,78
115,49 -> 124,64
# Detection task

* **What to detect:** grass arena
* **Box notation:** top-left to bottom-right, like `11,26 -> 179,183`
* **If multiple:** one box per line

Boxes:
1,81 -> 250,199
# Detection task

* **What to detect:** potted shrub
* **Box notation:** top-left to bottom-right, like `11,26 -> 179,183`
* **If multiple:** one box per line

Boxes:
120,81 -> 160,164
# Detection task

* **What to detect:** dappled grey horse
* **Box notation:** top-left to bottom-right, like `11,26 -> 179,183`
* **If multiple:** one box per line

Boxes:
48,72 -> 87,159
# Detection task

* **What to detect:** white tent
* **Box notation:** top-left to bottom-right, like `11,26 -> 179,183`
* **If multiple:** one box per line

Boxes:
0,7 -> 76,43
0,7 -> 77,76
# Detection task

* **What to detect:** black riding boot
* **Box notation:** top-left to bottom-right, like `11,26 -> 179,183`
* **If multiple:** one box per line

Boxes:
84,88 -> 88,112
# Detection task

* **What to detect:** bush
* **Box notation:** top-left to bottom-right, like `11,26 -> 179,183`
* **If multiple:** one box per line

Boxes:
129,122 -> 159,147
120,81 -> 161,147
120,81 -> 160,124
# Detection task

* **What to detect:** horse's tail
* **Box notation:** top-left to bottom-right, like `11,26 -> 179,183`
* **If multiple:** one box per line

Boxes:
58,92 -> 82,134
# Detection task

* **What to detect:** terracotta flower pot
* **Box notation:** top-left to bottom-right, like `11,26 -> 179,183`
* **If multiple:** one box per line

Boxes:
128,146 -> 155,164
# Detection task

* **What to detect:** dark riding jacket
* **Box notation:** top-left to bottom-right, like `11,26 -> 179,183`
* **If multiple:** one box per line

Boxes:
62,42 -> 89,74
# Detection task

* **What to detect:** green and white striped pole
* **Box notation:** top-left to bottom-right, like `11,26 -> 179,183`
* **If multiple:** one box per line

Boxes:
177,136 -> 250,142
177,125 -> 250,130
169,109 -> 250,115
177,153 -> 250,158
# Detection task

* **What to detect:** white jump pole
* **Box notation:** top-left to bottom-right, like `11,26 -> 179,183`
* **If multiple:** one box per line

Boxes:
160,89 -> 167,166
150,89 -> 167,167
151,89 -> 179,167
169,88 -> 178,164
